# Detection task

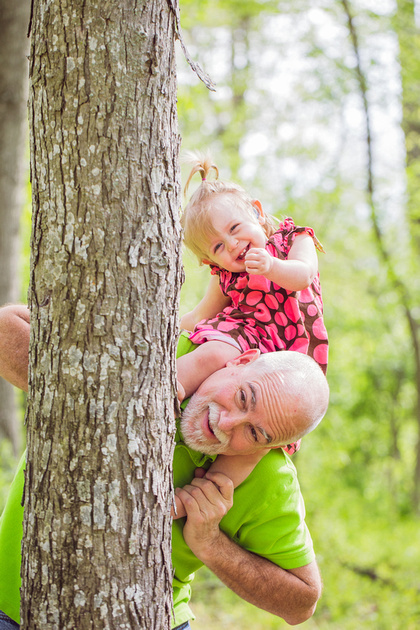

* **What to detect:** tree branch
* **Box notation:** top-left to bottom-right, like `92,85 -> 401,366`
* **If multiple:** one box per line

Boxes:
167,0 -> 216,92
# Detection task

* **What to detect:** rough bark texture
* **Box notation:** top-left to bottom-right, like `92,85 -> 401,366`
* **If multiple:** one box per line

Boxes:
0,0 -> 31,452
21,1 -> 182,628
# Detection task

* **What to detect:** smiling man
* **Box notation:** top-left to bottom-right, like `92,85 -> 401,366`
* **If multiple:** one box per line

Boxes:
0,305 -> 329,629
180,348 -> 327,456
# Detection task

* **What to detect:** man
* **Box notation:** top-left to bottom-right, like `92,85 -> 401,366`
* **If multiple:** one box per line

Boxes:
0,304 -> 329,629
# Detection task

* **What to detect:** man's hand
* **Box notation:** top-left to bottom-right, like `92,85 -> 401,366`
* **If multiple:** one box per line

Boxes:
174,471 -> 233,561
245,247 -> 273,276
0,304 -> 30,392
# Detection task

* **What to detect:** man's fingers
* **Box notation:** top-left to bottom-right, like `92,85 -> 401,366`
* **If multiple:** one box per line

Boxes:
177,474 -> 233,514
203,471 -> 234,502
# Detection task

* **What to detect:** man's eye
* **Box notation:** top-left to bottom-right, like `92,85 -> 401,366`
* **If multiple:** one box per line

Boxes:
240,389 -> 246,406
250,427 -> 258,442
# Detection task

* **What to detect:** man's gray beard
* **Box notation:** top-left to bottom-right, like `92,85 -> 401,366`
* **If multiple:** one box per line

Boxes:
180,396 -> 229,456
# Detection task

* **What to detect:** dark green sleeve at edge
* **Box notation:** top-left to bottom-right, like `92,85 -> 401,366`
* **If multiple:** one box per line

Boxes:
0,452 -> 25,623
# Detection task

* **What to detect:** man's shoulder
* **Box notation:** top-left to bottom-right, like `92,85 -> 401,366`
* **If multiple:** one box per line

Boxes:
220,449 -> 313,570
244,448 -> 299,492
231,448 -> 302,515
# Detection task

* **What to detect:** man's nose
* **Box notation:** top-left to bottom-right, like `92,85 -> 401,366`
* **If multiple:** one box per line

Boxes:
217,411 -> 239,433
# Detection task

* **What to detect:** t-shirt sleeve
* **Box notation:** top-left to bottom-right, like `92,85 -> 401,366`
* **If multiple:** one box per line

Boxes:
0,452 -> 26,623
233,487 -> 315,570
219,450 -> 315,570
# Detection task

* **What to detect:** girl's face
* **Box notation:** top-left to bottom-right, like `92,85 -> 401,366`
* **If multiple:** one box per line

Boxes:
201,196 -> 267,272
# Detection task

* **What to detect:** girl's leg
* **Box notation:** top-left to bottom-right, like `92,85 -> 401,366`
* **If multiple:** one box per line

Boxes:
206,450 -> 269,490
177,341 -> 241,402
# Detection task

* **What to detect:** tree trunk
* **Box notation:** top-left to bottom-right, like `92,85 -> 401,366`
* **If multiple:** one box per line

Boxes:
0,0 -> 31,453
395,0 -> 420,251
394,0 -> 420,509
21,1 -> 182,628
341,0 -> 420,511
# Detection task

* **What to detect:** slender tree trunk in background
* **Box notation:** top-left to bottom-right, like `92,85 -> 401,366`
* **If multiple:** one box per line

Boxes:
225,16 -> 251,178
394,0 -> 420,509
395,0 -> 420,251
21,1 -> 182,628
342,0 -> 420,511
0,0 -> 31,453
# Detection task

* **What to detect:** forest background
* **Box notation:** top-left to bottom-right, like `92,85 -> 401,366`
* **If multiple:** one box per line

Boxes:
0,0 -> 419,628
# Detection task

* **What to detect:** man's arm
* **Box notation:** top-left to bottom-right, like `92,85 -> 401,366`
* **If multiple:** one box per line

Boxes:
0,304 -> 30,392
175,471 -> 322,626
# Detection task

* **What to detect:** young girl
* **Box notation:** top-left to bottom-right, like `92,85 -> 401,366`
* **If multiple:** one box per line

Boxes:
174,154 -> 328,518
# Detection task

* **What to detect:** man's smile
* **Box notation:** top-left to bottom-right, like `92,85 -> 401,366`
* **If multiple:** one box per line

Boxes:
201,407 -> 219,442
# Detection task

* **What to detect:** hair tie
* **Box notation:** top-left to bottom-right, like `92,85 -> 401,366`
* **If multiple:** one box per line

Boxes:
202,178 -> 206,182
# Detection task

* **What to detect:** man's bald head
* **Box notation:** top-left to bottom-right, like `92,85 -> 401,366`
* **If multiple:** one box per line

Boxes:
246,351 -> 329,444
181,349 -> 329,456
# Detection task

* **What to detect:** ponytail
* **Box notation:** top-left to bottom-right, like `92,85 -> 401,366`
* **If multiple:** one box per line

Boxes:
181,151 -> 277,262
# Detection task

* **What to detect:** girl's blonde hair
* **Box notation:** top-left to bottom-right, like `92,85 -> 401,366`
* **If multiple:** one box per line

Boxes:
181,152 -> 277,263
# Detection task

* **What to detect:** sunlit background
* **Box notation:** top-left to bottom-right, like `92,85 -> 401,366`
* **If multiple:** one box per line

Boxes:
176,1 -> 420,627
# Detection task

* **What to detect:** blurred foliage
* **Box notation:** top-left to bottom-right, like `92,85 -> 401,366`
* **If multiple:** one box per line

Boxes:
177,0 -> 420,627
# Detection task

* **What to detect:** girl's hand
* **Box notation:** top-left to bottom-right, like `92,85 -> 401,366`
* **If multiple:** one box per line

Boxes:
245,248 -> 273,276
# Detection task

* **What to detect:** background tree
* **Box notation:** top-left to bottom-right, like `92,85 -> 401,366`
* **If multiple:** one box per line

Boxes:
21,1 -> 182,628
0,0 -> 31,454
394,0 -> 420,506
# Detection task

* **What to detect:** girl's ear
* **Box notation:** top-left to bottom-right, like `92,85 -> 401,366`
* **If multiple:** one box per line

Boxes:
252,199 -> 265,225
201,258 -> 212,266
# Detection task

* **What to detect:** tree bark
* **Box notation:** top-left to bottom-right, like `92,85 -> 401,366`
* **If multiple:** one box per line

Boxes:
0,0 -> 31,453
21,1 -> 182,628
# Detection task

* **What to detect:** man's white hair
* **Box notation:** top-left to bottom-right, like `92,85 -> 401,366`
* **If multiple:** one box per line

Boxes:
251,351 -> 329,442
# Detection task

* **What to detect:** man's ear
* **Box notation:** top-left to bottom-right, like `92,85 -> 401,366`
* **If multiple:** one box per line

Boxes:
252,200 -> 265,225
226,348 -> 261,367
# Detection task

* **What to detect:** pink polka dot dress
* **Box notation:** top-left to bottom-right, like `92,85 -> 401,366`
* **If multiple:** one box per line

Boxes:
189,218 -> 328,454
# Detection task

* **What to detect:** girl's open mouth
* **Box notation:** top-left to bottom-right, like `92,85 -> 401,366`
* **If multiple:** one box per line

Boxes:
237,244 -> 250,261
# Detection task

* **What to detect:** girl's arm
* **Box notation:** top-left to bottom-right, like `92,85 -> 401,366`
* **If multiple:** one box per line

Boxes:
245,233 -> 318,291
180,274 -> 231,331
172,450 -> 269,520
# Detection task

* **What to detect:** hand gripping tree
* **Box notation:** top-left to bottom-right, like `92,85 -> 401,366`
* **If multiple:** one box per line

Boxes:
21,0 -> 182,627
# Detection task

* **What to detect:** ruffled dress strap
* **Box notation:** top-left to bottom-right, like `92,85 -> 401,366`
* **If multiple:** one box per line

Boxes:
270,217 -> 325,255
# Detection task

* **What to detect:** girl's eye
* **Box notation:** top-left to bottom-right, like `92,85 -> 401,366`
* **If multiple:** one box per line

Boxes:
214,243 -> 222,254
231,224 -> 239,232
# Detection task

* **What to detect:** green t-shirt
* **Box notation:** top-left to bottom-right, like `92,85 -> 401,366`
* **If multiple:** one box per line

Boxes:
0,334 -> 314,627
